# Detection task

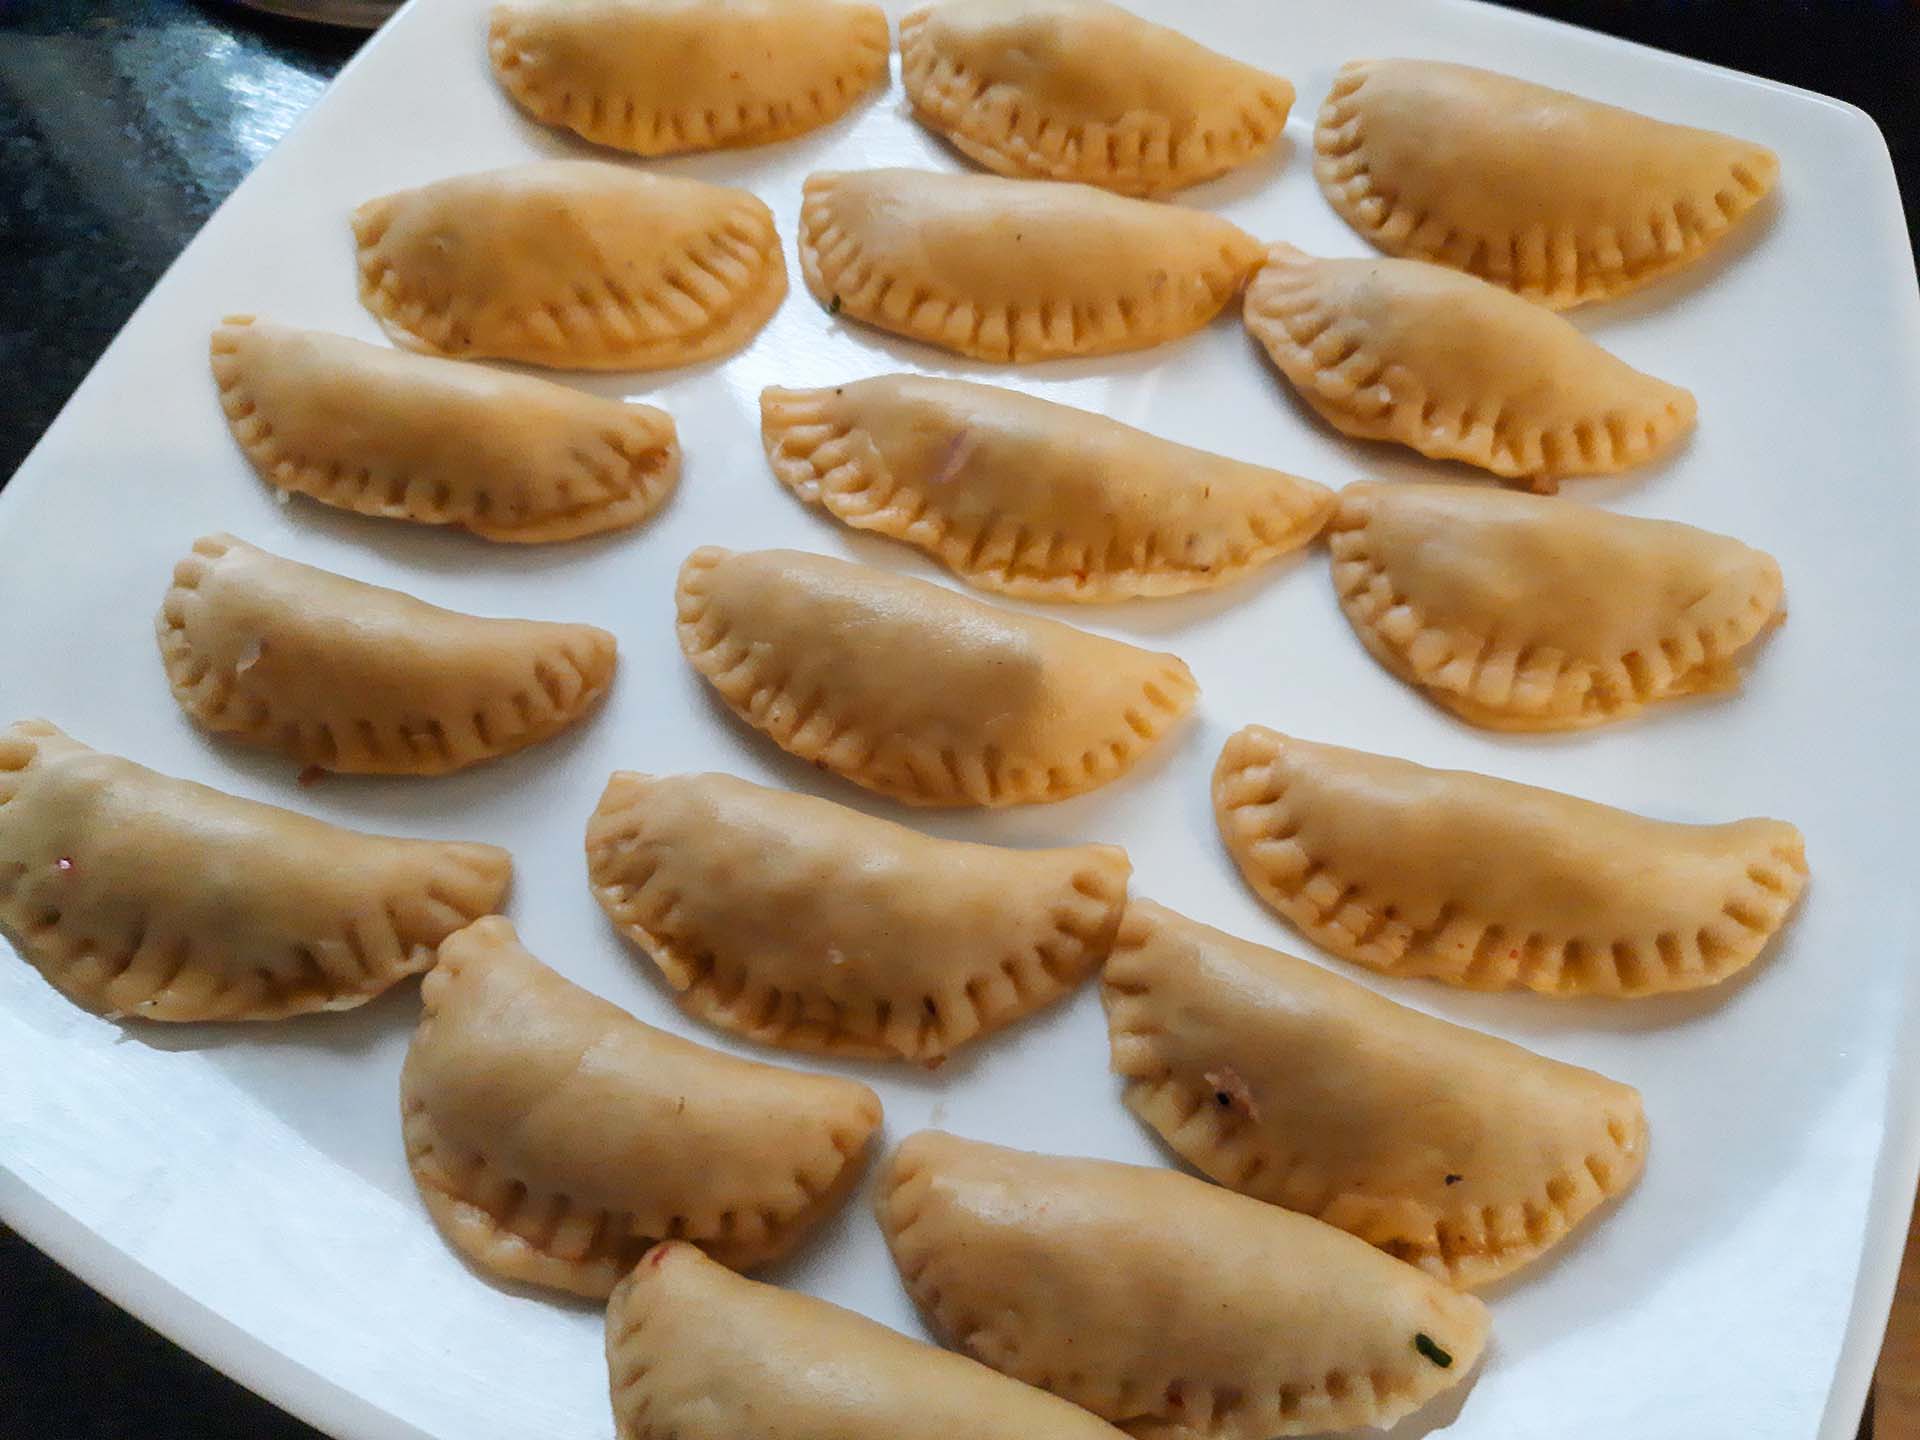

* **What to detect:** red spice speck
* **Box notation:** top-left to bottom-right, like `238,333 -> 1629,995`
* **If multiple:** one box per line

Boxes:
648,1244 -> 672,1269
1164,1382 -> 1184,1408
1509,948 -> 1520,958
297,765 -> 329,788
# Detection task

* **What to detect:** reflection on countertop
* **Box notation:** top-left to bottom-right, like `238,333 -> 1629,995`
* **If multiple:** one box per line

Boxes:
1,0 -> 362,479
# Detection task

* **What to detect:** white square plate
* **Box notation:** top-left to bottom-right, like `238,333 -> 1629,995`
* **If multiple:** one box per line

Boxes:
4,2 -> 1918,1437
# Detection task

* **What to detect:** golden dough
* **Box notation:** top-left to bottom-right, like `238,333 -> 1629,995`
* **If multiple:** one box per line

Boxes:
760,375 -> 1332,600
157,534 -> 616,775
491,0 -> 888,156
879,1130 -> 1491,1439
606,1241 -> 1134,1440
674,547 -> 1197,806
899,0 -> 1292,195
1103,899 -> 1648,1286
586,770 -> 1130,1063
353,161 -> 785,370
1316,59 -> 1779,308
402,917 -> 881,1297
1328,482 -> 1784,729
1243,244 -> 1695,491
1213,726 -> 1808,996
799,168 -> 1261,361
210,317 -> 678,542
0,720 -> 509,1022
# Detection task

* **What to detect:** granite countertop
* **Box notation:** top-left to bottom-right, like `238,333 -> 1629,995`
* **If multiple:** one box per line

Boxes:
1,2 -> 1915,1438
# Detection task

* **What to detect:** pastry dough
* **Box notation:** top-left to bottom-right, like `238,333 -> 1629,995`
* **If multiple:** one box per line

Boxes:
799,169 -> 1261,361
157,535 -> 617,775
760,375 -> 1332,600
0,720 -> 509,1023
1212,726 -> 1808,996
879,1131 -> 1490,1439
402,916 -> 881,1297
675,547 -> 1197,806
1328,482 -> 1784,728
1243,244 -> 1695,491
210,316 -> 679,542
491,0 -> 888,156
899,0 -> 1293,196
607,1240 -> 1133,1440
1102,899 -> 1648,1286
586,770 -> 1130,1063
1316,59 -> 1779,308
353,161 -> 786,370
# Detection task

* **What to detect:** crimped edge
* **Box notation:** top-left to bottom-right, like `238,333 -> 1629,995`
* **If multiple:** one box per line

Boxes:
0,719 -> 509,1021
797,170 -> 1260,362
401,947 -> 882,1298
585,771 -> 1131,1063
1099,900 -> 1650,1287
1325,486 -> 1783,730
672,545 -> 1198,807
209,315 -> 679,543
898,6 -> 1291,196
1211,724 -> 1810,995
155,534 -> 618,774
1243,243 -> 1697,491
351,185 -> 788,372
759,383 -> 1333,601
1312,58 -> 1780,309
489,1 -> 889,156
876,1133 -> 1486,1439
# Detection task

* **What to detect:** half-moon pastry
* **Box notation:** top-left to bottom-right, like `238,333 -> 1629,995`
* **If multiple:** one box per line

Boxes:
402,916 -> 881,1296
586,769 -> 1130,1062
799,168 -> 1261,361
211,316 -> 679,542
0,719 -> 509,1022
760,375 -> 1332,600
1328,482 -> 1783,728
1212,725 -> 1808,996
674,546 -> 1197,806
1316,59 -> 1779,308
353,161 -> 786,370
1102,898 -> 1648,1285
879,1130 -> 1491,1438
491,0 -> 888,156
1243,244 -> 1695,491
157,534 -> 616,774
899,0 -> 1292,195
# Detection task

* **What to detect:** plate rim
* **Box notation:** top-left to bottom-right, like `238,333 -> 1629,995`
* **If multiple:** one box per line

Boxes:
4,1 -> 1918,1438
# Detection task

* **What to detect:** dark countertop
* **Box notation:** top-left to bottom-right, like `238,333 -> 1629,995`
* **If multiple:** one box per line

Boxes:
1,3 -> 1914,1438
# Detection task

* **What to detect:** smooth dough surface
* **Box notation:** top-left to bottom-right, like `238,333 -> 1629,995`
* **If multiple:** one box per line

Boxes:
353,161 -> 786,370
1316,59 -> 1779,308
402,916 -> 881,1297
1213,726 -> 1808,996
211,316 -> 679,542
157,534 -> 617,775
760,375 -> 1332,600
674,547 -> 1197,806
799,168 -> 1262,361
606,1240 -> 1133,1440
1243,244 -> 1695,490
1328,482 -> 1784,728
879,1131 -> 1490,1439
491,0 -> 888,156
586,770 -> 1129,1063
1102,899 -> 1648,1286
899,0 -> 1292,195
0,720 -> 509,1022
